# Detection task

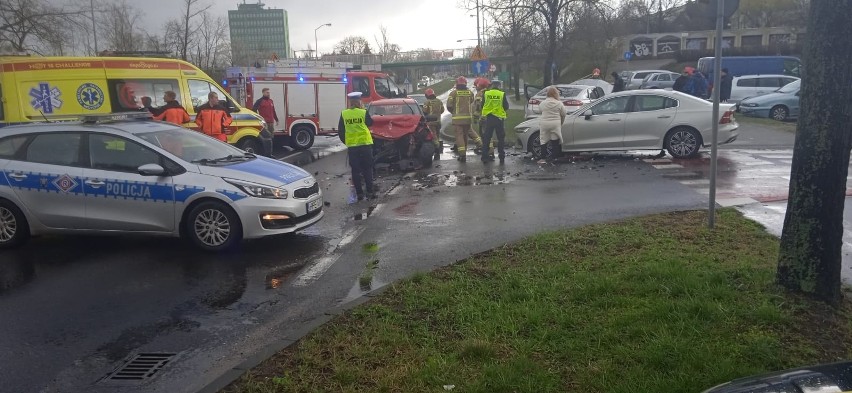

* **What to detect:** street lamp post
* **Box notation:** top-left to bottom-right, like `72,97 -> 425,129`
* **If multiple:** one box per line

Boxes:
314,23 -> 331,60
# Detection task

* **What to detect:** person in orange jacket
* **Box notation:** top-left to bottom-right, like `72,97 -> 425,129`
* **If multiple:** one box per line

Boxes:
153,91 -> 190,125
195,92 -> 232,142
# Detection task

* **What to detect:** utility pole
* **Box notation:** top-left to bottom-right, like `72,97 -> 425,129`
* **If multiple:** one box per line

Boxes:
708,0 -> 724,228
90,0 -> 98,53
476,0 -> 481,48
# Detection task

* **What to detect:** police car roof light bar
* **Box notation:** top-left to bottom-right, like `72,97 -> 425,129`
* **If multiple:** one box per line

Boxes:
80,112 -> 154,124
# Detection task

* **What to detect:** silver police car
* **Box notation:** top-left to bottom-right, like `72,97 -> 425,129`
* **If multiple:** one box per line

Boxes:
0,113 -> 323,251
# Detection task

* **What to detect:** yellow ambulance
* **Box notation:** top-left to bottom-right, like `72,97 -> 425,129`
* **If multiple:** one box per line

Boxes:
0,56 -> 272,155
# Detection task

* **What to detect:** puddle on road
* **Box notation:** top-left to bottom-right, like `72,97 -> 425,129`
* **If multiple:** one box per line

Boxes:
265,262 -> 305,290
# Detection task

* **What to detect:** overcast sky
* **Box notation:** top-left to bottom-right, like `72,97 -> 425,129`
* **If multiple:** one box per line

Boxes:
133,0 -> 479,55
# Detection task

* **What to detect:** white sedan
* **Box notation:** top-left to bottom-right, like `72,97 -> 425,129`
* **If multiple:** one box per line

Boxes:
514,90 -> 739,159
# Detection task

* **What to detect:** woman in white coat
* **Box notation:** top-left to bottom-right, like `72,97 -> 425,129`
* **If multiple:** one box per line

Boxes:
537,87 -> 567,164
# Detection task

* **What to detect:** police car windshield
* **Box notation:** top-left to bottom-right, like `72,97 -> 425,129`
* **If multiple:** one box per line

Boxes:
136,129 -> 251,165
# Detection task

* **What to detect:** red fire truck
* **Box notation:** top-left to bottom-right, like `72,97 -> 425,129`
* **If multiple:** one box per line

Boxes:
225,60 -> 407,150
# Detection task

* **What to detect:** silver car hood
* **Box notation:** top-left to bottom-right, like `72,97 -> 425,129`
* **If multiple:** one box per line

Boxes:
196,156 -> 311,187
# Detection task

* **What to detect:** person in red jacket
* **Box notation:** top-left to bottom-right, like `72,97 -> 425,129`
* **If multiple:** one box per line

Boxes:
153,91 -> 190,125
195,92 -> 232,142
252,88 -> 279,129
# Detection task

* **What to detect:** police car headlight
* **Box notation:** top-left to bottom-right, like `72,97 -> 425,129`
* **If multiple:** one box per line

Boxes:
225,178 -> 288,199
741,103 -> 759,107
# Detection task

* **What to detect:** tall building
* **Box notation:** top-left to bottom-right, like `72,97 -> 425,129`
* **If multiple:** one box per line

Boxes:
228,1 -> 291,65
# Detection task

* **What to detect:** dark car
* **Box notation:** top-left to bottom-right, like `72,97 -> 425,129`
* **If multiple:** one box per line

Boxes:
702,361 -> 852,393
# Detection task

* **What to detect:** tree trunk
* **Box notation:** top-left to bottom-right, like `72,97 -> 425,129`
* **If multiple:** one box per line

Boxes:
543,12 -> 558,86
777,0 -> 852,305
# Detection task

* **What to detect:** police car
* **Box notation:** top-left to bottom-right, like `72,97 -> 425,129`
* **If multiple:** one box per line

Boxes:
0,113 -> 323,251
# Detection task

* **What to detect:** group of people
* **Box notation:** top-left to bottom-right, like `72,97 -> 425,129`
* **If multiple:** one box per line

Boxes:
140,91 -> 234,142
673,67 -> 733,101
426,76 -> 510,163
609,67 -> 733,101
338,76 -> 512,201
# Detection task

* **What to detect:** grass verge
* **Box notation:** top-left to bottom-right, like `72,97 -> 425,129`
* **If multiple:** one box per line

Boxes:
502,109 -> 525,148
414,79 -> 454,95
224,210 -> 852,393
737,114 -> 797,133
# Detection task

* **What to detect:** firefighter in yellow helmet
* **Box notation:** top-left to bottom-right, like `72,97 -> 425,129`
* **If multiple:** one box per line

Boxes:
472,77 -> 495,159
421,88 -> 444,160
446,76 -> 482,162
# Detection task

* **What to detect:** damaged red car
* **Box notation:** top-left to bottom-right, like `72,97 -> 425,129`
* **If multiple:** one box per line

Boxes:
366,98 -> 436,170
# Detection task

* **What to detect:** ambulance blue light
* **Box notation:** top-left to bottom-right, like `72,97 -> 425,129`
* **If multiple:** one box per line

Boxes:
299,75 -> 305,82
250,76 -> 256,82
222,80 -> 228,86
343,76 -> 348,82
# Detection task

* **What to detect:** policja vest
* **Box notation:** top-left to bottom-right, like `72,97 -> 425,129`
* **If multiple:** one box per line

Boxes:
341,108 -> 374,147
481,89 -> 507,119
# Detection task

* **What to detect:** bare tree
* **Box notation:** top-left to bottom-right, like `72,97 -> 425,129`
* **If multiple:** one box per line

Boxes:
736,0 -> 803,28
486,5 -> 541,99
334,36 -> 370,55
777,0 -> 852,305
191,12 -> 231,72
101,1 -> 144,52
483,0 -> 600,85
374,25 -> 400,62
0,0 -> 83,54
177,0 -> 211,60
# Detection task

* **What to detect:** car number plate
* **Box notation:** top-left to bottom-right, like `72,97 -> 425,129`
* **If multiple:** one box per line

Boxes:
307,197 -> 322,213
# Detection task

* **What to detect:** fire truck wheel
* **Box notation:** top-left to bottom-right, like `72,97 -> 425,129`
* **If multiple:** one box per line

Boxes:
289,126 -> 315,150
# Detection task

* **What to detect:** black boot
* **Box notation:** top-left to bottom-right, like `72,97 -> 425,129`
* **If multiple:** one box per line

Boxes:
547,141 -> 560,163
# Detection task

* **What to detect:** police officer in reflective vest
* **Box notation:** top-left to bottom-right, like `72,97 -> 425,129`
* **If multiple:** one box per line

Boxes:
338,92 -> 376,201
480,79 -> 509,164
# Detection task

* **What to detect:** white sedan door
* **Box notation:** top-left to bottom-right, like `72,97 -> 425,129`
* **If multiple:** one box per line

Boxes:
565,96 -> 631,150
623,95 -> 677,149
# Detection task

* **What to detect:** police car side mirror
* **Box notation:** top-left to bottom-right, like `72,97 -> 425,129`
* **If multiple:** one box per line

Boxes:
583,110 -> 594,120
138,163 -> 166,176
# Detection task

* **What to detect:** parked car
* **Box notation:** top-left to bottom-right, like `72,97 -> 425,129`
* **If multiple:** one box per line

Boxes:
0,113 -> 324,251
569,78 -> 614,94
738,79 -> 801,121
729,75 -> 800,103
524,84 -> 607,119
697,55 -> 802,83
515,90 -> 739,159
639,72 -> 681,89
702,360 -> 852,393
619,69 -> 670,90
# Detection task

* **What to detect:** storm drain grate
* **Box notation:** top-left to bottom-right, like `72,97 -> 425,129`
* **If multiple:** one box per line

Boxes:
104,352 -> 177,382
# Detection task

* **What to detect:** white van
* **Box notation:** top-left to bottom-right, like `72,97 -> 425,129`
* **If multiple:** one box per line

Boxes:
729,75 -> 800,103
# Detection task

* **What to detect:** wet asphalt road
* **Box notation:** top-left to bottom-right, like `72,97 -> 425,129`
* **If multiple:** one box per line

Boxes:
0,121 -> 797,393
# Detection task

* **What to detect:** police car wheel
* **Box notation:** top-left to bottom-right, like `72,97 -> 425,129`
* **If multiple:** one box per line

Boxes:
0,200 -> 29,249
186,201 -> 242,251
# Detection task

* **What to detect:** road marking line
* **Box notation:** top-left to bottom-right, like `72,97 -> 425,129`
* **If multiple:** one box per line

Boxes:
643,158 -> 672,164
292,254 -> 342,287
337,226 -> 367,249
387,185 -> 402,196
370,203 -> 385,217
652,164 -> 684,169
292,226 -> 366,287
680,179 -> 711,185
